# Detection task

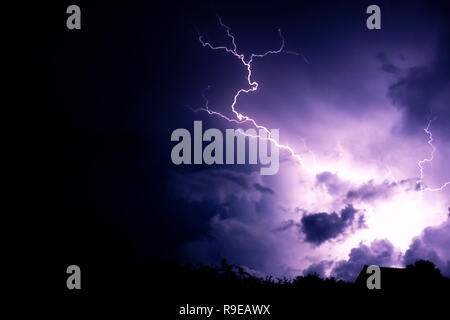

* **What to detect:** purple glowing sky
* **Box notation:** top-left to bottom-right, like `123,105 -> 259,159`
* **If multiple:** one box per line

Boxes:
170,4 -> 450,281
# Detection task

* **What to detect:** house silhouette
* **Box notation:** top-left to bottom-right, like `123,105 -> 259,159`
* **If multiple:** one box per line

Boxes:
354,261 -> 450,293
355,265 -> 409,290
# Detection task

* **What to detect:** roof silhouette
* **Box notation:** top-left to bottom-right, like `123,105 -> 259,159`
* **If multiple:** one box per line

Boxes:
355,261 -> 450,293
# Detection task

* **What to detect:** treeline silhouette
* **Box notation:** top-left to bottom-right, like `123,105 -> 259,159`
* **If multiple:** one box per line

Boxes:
148,259 -> 449,292
64,259 -> 449,316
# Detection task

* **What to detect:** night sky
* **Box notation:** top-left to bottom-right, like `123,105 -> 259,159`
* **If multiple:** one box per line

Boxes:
41,0 -> 450,284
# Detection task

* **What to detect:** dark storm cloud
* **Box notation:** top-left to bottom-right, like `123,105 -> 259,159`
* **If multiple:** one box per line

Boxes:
300,205 -> 358,245
253,183 -> 275,195
331,239 -> 401,282
345,179 -> 397,203
316,173 -> 399,203
387,31 -> 450,134
272,219 -> 297,233
172,169 -> 274,204
316,171 -> 410,204
303,261 -> 333,278
376,52 -> 400,75
404,239 -> 449,276
315,171 -> 349,196
404,212 -> 450,277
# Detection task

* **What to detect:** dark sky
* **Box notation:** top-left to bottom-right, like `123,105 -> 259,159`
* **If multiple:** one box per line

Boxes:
39,0 -> 450,282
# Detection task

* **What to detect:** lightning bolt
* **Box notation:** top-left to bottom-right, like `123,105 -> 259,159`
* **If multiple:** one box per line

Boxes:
417,118 -> 450,194
195,16 -> 314,172
193,16 -> 449,196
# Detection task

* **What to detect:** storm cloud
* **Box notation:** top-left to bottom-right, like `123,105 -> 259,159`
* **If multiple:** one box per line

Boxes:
172,169 -> 274,204
331,239 -> 402,282
303,260 -> 333,278
387,31 -> 450,135
316,171 -> 349,196
376,52 -> 401,75
345,179 -> 398,203
404,210 -> 450,277
300,205 -> 359,245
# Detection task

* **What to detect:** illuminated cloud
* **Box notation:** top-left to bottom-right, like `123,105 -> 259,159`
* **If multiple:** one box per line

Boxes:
331,239 -> 402,281
404,210 -> 450,277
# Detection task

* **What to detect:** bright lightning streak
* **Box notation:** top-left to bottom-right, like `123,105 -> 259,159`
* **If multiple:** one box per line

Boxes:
417,118 -> 450,194
194,16 -> 449,195
196,16 -> 314,172
190,85 -> 246,124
